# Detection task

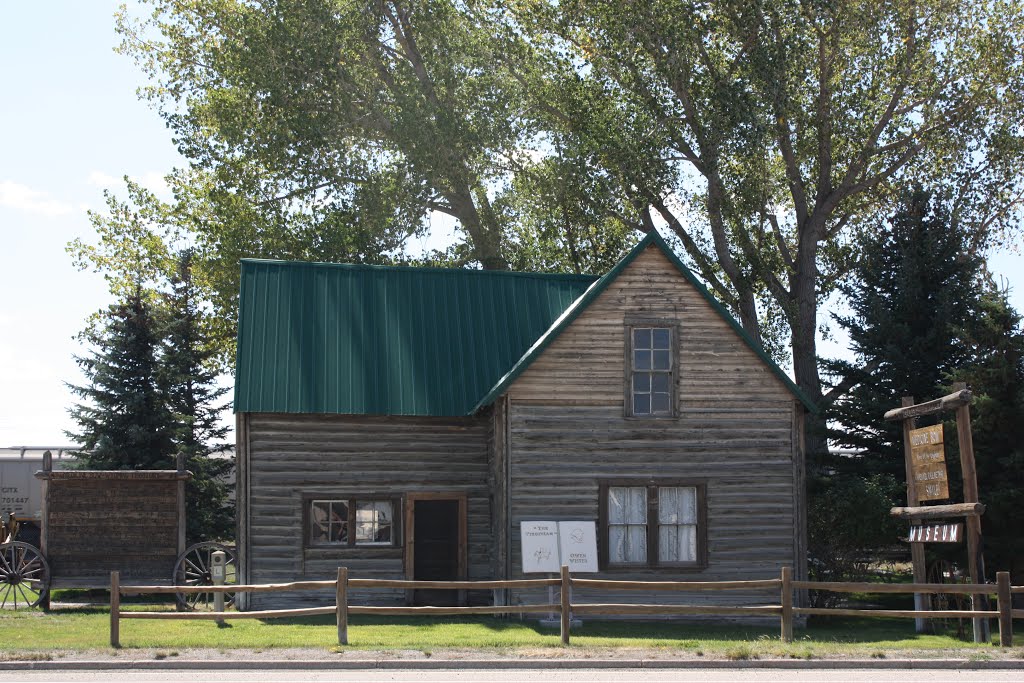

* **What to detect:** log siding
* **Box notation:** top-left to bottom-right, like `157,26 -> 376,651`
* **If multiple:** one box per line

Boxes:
503,244 -> 803,612
240,412 -> 494,610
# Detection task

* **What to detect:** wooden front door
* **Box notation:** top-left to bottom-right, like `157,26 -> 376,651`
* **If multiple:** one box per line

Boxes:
405,494 -> 466,606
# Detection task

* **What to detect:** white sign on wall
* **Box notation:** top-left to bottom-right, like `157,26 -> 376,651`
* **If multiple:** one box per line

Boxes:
520,520 -> 561,573
557,521 -> 598,573
520,520 -> 598,573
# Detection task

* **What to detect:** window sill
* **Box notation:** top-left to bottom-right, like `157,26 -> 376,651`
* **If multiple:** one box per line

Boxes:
304,544 -> 401,553
601,563 -> 707,572
623,414 -> 679,421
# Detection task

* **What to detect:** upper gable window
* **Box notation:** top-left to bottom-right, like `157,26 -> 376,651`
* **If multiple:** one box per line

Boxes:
627,324 -> 675,417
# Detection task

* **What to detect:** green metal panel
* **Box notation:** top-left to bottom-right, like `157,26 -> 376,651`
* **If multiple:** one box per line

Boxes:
235,260 -> 598,416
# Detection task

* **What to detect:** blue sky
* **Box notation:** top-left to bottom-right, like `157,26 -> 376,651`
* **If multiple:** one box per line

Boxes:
1,2 -> 1021,447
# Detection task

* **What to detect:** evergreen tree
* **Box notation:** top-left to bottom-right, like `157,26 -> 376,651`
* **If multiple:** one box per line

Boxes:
948,283 -> 1024,581
810,189 -> 983,584
825,189 -> 983,479
161,251 -> 235,543
67,291 -> 176,469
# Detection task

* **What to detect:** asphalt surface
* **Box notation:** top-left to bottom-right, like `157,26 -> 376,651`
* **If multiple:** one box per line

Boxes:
2,667 -> 1024,682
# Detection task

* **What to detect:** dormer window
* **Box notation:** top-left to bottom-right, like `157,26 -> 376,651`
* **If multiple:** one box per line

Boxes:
626,322 -> 676,417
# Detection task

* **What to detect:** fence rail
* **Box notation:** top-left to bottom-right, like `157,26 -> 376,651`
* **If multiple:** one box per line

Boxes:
108,567 -> 1021,648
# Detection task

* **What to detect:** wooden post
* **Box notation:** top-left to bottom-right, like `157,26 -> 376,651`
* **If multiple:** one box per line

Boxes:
176,453 -> 187,558
900,396 -> 930,633
560,565 -> 570,646
953,382 -> 989,643
997,571 -> 1012,647
780,566 -> 793,643
336,567 -> 349,646
110,571 -> 120,648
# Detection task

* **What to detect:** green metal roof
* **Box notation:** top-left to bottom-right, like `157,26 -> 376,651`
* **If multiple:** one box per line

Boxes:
234,260 -> 597,416
235,234 -> 815,417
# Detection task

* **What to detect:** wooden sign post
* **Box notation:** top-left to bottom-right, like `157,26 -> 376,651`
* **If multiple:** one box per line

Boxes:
884,383 -> 988,643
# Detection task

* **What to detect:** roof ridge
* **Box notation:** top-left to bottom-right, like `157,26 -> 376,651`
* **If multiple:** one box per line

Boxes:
240,258 -> 599,281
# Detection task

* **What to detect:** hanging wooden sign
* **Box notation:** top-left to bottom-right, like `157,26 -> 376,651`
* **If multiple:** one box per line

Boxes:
909,424 -> 949,501
906,522 -> 963,543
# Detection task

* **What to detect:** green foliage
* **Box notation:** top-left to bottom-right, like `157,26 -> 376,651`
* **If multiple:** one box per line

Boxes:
822,188 -> 1024,581
826,189 -> 983,478
806,473 -> 904,604
117,0 -> 525,270
67,291 -> 176,470
947,285 -> 1024,579
66,251 -> 235,543
161,251 -> 234,543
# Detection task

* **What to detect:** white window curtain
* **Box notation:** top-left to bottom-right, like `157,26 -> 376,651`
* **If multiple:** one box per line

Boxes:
658,487 -> 697,562
608,486 -> 647,563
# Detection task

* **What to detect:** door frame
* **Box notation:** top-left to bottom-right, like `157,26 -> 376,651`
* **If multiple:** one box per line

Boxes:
404,492 -> 468,605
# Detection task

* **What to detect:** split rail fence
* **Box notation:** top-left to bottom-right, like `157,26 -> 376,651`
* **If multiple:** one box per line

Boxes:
109,566 -> 1023,648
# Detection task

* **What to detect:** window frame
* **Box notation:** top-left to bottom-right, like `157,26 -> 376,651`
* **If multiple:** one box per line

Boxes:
623,318 -> 679,419
598,479 -> 707,570
303,494 -> 401,550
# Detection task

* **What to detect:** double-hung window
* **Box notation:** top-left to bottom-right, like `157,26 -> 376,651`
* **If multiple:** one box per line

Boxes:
626,323 -> 675,417
307,498 -> 396,547
600,482 -> 705,568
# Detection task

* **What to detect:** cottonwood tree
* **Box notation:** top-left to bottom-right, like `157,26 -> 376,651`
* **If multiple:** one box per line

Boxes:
505,0 -> 1024,452
118,0 -> 529,270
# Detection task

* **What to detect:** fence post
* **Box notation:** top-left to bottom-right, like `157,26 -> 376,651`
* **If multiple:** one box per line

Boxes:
781,566 -> 793,643
560,565 -> 570,646
337,567 -> 349,646
997,571 -> 1012,647
110,571 -> 120,648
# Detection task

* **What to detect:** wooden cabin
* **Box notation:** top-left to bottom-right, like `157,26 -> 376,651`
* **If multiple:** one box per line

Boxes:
233,232 -> 814,611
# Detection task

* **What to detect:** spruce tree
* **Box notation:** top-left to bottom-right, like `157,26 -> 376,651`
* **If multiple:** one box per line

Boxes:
826,189 -> 982,479
948,283 -> 1024,581
161,250 -> 235,543
67,291 -> 176,469
810,189 -> 983,584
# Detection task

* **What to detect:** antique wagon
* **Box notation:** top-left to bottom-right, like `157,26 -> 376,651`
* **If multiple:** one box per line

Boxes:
0,452 -> 234,609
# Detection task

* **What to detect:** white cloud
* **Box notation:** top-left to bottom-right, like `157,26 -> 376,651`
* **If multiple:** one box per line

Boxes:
0,181 -> 76,217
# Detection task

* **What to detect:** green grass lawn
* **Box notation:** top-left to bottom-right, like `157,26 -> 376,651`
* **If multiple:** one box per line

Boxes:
0,604 -> 1021,659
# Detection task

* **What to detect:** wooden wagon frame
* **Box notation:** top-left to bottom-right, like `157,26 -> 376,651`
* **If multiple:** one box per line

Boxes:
0,452 -> 235,610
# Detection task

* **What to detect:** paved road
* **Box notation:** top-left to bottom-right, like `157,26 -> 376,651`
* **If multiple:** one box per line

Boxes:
2,668 -> 1022,682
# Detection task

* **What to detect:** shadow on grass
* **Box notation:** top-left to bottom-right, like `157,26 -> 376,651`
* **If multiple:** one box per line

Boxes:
259,613 -> 983,646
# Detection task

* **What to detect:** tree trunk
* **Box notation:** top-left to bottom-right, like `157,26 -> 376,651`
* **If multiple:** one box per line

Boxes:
445,179 -> 508,271
791,223 -> 827,464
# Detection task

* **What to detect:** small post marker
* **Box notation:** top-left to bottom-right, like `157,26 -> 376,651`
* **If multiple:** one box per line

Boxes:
211,550 -> 226,625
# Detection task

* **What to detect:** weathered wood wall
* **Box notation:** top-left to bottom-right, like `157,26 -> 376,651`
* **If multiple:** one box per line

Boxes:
240,412 -> 494,610
504,244 -> 804,610
42,472 -> 184,585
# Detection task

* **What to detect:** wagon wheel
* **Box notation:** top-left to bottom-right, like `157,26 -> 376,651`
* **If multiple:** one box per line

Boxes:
174,542 -> 237,611
0,542 -> 50,609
